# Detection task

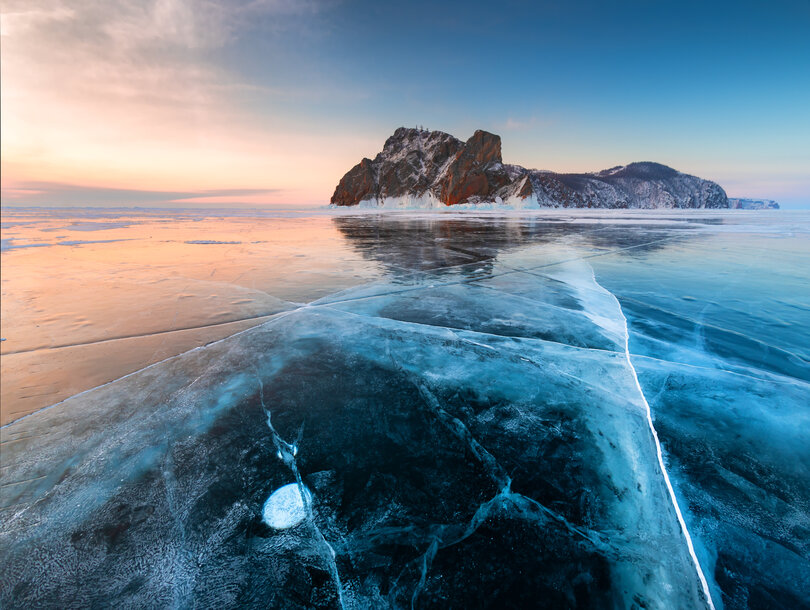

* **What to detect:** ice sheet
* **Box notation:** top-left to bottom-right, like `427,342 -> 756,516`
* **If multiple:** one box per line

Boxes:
1,208 -> 808,608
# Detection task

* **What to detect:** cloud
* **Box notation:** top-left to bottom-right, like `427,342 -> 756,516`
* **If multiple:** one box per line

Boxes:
0,5 -> 75,36
1,1 -> 269,116
498,116 -> 555,131
1,0 -> 326,50
1,181 -> 282,207
0,0 -> 345,203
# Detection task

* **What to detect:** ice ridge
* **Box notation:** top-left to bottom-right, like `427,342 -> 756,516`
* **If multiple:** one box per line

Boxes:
588,266 -> 717,610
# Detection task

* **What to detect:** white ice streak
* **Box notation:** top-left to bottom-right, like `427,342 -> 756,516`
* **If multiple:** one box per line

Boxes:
587,265 -> 717,610
254,372 -> 346,609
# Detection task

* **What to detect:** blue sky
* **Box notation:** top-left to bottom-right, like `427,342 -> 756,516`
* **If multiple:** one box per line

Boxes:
2,0 -> 809,207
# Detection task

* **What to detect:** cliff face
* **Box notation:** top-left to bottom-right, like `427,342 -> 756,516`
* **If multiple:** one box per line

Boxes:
331,127 -> 729,209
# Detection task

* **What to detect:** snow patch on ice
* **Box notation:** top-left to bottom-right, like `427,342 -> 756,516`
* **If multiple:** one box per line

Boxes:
262,483 -> 312,529
184,240 -> 242,245
57,239 -> 133,246
1,238 -> 50,251
42,221 -> 135,232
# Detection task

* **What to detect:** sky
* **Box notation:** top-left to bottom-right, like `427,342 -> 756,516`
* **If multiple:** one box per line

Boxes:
1,0 -> 809,208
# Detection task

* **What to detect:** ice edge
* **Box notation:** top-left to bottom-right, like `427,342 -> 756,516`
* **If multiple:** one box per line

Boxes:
589,266 -> 717,610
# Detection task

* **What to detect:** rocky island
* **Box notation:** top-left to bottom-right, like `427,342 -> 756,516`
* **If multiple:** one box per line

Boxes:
729,198 -> 780,210
331,127 -> 730,209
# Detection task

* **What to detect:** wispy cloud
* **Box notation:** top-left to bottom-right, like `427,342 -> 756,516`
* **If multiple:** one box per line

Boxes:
0,0 -> 325,119
1,181 -> 282,207
1,0 -> 343,203
498,116 -> 554,131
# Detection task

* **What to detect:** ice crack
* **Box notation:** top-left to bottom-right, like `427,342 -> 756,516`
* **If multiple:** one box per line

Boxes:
389,354 -> 614,606
254,372 -> 346,609
587,267 -> 717,610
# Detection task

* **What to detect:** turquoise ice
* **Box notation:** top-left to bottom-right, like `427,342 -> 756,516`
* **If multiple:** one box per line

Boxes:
1,210 -> 808,608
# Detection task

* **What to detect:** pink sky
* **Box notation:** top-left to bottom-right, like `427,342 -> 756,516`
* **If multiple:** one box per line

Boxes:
2,0 -> 808,208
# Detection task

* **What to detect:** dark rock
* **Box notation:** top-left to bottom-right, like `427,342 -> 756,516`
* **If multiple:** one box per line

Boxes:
331,158 -> 376,206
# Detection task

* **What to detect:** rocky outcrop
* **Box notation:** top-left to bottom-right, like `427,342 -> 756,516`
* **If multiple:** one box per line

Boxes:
331,158 -> 376,206
439,130 -> 509,205
331,127 -> 730,209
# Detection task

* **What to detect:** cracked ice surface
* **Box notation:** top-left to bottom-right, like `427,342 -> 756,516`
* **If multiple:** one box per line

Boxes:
1,210 -> 809,609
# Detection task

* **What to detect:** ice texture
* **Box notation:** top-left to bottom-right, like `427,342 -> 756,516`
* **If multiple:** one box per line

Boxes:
1,209 -> 808,609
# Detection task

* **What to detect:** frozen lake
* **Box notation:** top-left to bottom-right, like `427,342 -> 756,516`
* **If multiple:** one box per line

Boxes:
1,208 -> 808,608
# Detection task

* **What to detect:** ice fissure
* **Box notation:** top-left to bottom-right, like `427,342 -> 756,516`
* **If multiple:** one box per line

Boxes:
255,372 -> 346,609
587,266 -> 717,610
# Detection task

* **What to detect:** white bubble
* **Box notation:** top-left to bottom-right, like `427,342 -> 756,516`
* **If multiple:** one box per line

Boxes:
262,483 -> 311,529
